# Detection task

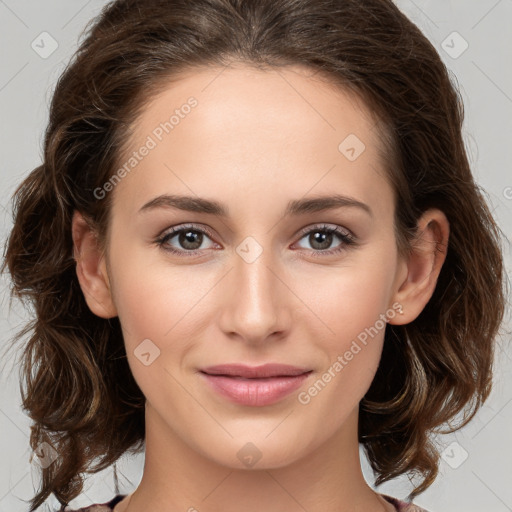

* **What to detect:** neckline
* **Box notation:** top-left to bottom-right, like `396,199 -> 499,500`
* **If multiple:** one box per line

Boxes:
107,492 -> 402,511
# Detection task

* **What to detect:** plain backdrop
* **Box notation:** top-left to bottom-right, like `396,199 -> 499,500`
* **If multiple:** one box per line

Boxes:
1,1 -> 511,511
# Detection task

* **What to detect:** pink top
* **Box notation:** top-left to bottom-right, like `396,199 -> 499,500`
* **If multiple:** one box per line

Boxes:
60,493 -> 430,511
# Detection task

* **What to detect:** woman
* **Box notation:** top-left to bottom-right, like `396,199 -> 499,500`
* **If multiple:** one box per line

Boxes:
2,0 -> 505,511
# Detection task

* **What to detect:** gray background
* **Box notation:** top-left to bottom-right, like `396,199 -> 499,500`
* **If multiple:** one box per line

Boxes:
1,1 -> 511,511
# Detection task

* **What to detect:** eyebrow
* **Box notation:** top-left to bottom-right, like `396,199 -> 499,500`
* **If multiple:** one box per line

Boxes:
138,193 -> 373,218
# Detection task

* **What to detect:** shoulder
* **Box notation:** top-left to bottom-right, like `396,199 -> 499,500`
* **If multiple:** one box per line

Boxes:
59,495 -> 127,512
380,493 -> 432,512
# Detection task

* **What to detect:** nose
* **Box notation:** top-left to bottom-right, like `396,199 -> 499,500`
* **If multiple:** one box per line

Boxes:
218,240 -> 293,345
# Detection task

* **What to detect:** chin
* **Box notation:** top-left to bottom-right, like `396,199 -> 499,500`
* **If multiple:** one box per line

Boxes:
200,432 -> 312,471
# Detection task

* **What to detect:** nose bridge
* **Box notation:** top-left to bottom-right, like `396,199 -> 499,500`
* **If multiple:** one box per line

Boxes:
221,234 -> 289,340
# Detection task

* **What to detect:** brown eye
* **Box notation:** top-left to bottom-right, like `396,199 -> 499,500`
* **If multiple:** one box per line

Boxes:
169,229 -> 204,250
156,224 -> 217,256
294,224 -> 356,257
306,230 -> 335,251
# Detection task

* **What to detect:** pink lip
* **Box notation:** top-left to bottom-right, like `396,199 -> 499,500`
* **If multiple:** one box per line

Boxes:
199,364 -> 312,406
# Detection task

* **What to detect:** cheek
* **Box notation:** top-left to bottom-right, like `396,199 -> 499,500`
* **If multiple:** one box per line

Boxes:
292,248 -> 397,400
108,249 -> 221,397
110,248 -> 216,339
109,258 -> 208,399
295,272 -> 392,427
295,255 -> 396,346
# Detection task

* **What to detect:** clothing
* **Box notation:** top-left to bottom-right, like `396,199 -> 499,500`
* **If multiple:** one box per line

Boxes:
60,493 -> 430,511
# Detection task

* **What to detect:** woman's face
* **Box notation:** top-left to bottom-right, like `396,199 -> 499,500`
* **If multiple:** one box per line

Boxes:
100,64 -> 408,468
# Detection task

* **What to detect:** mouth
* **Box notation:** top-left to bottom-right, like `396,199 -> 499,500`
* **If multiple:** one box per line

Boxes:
200,363 -> 312,379
199,364 -> 313,406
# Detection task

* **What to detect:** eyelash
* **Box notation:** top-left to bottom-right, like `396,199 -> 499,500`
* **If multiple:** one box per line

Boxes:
154,223 -> 357,258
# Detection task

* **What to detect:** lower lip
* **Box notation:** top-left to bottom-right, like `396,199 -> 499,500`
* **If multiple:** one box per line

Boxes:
200,372 -> 311,406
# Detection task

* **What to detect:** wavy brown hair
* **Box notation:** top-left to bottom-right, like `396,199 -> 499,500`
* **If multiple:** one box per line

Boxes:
2,0 -> 507,510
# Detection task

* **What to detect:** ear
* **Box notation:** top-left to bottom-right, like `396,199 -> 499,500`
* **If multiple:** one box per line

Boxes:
71,210 -> 118,318
387,208 -> 449,325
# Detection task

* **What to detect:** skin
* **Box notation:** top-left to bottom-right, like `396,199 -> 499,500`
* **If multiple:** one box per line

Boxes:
72,63 -> 449,512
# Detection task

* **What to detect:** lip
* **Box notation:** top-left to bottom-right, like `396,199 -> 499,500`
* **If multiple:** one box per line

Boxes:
199,364 -> 312,406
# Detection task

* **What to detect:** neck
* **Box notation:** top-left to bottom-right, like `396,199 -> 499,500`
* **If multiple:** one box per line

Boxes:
116,404 -> 393,512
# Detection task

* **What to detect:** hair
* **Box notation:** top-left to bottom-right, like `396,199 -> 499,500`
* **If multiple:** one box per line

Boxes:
1,0 -> 507,510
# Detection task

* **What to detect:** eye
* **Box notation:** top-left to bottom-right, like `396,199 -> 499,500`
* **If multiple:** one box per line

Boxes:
155,224 -> 218,256
155,223 -> 357,258
293,224 -> 356,257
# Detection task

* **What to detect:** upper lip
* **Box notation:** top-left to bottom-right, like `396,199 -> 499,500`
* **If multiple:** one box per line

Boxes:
200,363 -> 312,378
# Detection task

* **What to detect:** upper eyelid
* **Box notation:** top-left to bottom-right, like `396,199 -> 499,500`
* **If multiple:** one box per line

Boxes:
158,223 -> 216,240
295,223 -> 353,238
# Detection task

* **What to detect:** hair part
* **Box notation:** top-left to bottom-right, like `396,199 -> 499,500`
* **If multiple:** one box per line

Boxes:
2,0 -> 506,509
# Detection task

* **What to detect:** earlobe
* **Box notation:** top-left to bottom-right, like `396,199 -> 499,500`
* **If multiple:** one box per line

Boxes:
71,210 -> 118,319
388,208 -> 449,325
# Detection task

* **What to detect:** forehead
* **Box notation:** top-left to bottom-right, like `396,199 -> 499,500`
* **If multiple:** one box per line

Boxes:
129,63 -> 382,151
112,63 -> 393,220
